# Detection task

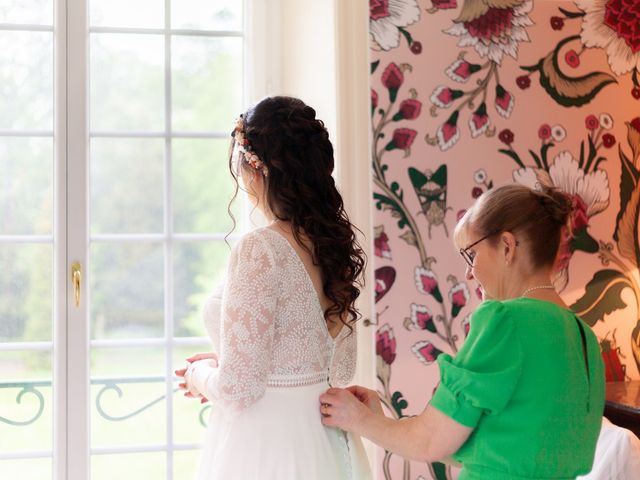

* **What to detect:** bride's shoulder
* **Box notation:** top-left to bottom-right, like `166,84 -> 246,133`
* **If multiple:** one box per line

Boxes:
231,227 -> 284,259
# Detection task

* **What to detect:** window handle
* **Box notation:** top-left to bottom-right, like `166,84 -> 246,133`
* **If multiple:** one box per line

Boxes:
72,262 -> 82,307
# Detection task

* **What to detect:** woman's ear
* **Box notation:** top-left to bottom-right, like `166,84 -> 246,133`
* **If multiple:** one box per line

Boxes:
501,231 -> 518,265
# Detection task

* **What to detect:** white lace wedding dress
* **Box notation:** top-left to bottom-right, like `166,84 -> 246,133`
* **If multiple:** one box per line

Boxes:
185,227 -> 372,479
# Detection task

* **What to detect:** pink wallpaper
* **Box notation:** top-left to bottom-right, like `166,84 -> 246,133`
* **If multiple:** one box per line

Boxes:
369,1 -> 640,478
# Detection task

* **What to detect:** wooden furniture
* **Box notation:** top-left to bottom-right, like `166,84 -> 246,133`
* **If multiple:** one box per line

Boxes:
604,381 -> 640,438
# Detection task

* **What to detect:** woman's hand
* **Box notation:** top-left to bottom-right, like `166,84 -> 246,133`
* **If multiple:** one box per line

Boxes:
345,385 -> 384,416
175,352 -> 218,404
319,387 -> 379,433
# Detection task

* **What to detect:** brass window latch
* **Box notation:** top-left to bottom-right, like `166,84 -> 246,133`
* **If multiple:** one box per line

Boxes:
71,262 -> 81,307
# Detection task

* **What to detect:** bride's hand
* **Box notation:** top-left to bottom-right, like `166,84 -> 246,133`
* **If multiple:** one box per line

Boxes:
319,388 -> 372,433
186,352 -> 219,366
175,352 -> 218,404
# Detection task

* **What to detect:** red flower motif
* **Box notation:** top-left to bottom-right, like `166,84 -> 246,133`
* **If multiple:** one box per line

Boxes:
374,230 -> 391,259
585,114 -> 599,131
456,209 -> 467,222
431,0 -> 457,9
376,324 -> 396,365
371,88 -> 378,110
430,86 -> 463,108
494,84 -> 514,118
471,186 -> 483,198
463,7 -> 513,41
410,304 -> 436,332
630,117 -> 640,132
632,87 -> 640,100
381,62 -> 404,102
550,16 -> 564,30
395,99 -> 422,120
498,128 -> 514,145
516,75 -> 531,89
604,0 -> 640,53
570,194 -> 589,232
385,128 -> 417,151
602,133 -> 616,148
565,49 -> 580,68
370,0 -> 390,21
415,266 -> 444,303
445,59 -> 481,83
436,111 -> 461,151
538,124 -> 552,140
412,340 -> 443,365
410,41 -> 422,54
469,102 -> 489,138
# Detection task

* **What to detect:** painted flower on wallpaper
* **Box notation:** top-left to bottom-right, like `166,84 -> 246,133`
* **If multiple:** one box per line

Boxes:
404,303 -> 437,332
374,225 -> 392,259
445,58 -> 481,83
513,151 -> 610,289
415,266 -> 444,302
462,314 -> 471,337
377,323 -> 397,365
576,0 -> 640,75
375,266 -> 397,303
444,0 -> 533,65
448,276 -> 470,318
370,0 -> 420,51
412,340 -> 444,365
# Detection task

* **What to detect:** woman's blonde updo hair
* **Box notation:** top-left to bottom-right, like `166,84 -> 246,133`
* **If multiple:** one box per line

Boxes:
454,184 -> 574,268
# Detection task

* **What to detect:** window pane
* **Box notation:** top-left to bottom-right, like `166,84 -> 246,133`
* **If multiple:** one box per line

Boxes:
91,452 -> 165,479
90,243 -> 164,339
171,0 -> 242,31
0,244 -> 53,342
173,241 -> 230,337
174,449 -> 201,478
90,34 -> 164,132
0,137 -> 53,235
0,458 -> 52,480
0,0 -> 52,25
91,347 -> 165,447
90,0 -> 163,29
172,36 -> 242,132
172,138 -> 238,233
91,138 -> 164,234
0,350 -> 53,453
0,31 -> 53,130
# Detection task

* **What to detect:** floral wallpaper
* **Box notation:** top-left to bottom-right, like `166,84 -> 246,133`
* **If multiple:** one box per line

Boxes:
369,0 -> 640,479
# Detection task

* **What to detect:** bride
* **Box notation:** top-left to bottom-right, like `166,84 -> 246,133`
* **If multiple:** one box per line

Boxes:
175,96 -> 372,479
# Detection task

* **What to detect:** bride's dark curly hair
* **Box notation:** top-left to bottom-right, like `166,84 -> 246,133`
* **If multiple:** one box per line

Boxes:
227,96 -> 366,330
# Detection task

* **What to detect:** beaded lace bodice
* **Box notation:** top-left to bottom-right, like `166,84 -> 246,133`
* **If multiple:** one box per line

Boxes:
188,227 -> 357,412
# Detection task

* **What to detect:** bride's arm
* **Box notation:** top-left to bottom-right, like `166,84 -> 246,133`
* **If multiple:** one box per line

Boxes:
185,232 -> 278,412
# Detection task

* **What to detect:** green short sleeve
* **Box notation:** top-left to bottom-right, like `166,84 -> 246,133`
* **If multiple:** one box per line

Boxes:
430,300 -> 523,428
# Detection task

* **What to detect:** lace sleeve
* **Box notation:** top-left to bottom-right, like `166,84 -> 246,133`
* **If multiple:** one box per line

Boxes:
202,281 -> 224,353
186,231 -> 278,412
329,325 -> 357,387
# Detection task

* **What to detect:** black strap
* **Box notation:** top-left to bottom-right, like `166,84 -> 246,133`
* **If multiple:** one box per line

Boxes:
575,317 -> 591,412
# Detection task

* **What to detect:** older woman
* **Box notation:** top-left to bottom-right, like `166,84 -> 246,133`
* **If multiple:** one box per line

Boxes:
320,184 -> 605,479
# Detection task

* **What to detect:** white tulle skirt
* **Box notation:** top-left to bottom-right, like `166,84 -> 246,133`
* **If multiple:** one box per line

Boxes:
196,381 -> 372,480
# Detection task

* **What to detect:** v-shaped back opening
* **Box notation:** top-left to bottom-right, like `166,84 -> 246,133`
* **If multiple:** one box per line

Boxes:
262,227 -> 344,341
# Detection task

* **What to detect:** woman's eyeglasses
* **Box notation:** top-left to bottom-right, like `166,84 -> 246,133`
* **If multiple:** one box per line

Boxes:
459,231 -> 498,267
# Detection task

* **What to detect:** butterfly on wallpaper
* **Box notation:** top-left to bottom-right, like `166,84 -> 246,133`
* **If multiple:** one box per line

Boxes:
408,164 -> 451,238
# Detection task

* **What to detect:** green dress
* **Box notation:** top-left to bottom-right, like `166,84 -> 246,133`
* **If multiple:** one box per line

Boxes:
429,298 -> 605,480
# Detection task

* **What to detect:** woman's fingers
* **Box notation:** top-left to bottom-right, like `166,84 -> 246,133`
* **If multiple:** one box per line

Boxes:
175,368 -> 187,377
185,352 -> 218,364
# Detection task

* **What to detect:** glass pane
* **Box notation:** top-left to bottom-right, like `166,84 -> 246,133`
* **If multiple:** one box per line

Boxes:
172,36 -> 242,132
0,244 -> 53,342
90,34 -> 164,132
173,241 -> 229,337
91,452 -> 165,479
0,31 -> 53,130
0,458 -> 52,479
0,137 -> 53,235
91,347 -> 165,447
91,138 -> 163,234
90,243 -> 164,339
172,0 -> 242,31
172,138 -> 239,233
174,449 -> 201,479
0,0 -> 53,25
172,345 -> 210,443
90,0 -> 163,29
0,350 -> 53,452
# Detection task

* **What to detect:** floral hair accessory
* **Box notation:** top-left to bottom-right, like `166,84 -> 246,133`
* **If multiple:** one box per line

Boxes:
232,115 -> 267,175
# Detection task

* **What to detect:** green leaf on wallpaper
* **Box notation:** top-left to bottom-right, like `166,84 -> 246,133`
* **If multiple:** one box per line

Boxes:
430,462 -> 449,480
498,148 -> 525,168
570,269 -> 633,326
540,142 -> 554,170
578,141 -> 585,168
528,149 -> 542,169
614,147 -> 640,267
521,35 -> 616,107
391,390 -> 408,418
571,227 -> 599,253
558,7 -> 585,19
373,192 -> 409,230
584,134 -> 598,173
371,60 -> 380,74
